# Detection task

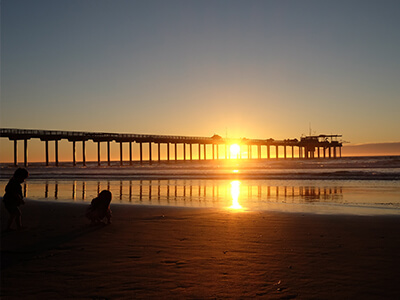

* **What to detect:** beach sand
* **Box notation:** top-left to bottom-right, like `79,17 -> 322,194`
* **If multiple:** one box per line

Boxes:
1,200 -> 400,299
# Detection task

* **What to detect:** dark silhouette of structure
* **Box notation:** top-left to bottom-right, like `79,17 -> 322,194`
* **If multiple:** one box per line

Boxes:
0,128 -> 342,166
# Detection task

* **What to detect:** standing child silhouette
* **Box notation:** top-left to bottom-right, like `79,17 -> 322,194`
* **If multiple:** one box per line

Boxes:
3,168 -> 29,231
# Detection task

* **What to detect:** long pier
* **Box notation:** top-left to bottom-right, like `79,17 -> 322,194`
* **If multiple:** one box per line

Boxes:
0,128 -> 342,167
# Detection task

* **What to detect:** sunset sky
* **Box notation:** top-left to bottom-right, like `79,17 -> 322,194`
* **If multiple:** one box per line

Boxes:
1,0 -> 400,161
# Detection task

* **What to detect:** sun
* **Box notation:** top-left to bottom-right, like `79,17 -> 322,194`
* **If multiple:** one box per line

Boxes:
230,144 -> 241,158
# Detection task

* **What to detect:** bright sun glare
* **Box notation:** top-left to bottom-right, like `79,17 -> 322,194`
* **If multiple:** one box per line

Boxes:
230,144 -> 241,158
229,180 -> 242,210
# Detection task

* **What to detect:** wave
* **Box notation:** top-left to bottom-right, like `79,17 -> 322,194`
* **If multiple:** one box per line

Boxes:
1,156 -> 400,181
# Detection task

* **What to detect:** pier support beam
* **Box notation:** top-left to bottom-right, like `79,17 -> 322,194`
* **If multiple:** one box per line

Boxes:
139,142 -> 143,164
55,140 -> 59,167
130,142 -> 133,165
24,139 -> 28,167
45,141 -> 49,166
190,144 -> 193,161
175,143 -> 178,161
267,145 -> 270,159
72,141 -> 76,166
149,142 -> 152,164
275,145 -> 279,159
13,140 -> 18,166
97,142 -> 101,166
120,142 -> 123,166
107,141 -> 111,166
167,143 -> 170,161
183,143 -> 186,161
258,145 -> 261,159
82,141 -> 86,166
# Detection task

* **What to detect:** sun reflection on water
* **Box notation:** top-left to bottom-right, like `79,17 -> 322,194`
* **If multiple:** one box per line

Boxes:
229,180 -> 243,210
2,178 -> 399,215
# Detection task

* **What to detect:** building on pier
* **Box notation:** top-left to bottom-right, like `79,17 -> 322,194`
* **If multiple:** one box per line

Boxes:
0,128 -> 342,166
299,134 -> 342,159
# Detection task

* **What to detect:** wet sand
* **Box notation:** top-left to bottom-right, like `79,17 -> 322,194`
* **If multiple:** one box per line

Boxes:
1,200 -> 400,299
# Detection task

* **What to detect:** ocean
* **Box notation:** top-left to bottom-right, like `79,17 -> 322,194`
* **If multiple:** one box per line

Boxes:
1,156 -> 399,215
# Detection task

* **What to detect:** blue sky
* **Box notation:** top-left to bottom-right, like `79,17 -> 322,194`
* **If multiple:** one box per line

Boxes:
1,0 -> 400,149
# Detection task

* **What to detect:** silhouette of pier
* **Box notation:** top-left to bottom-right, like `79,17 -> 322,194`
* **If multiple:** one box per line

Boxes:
0,128 -> 342,166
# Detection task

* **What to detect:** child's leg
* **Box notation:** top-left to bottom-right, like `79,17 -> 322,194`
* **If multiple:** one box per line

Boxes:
5,205 -> 20,230
106,209 -> 112,224
6,213 -> 16,230
15,209 -> 22,230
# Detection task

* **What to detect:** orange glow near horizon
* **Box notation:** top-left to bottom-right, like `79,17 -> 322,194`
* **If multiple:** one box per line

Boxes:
229,180 -> 243,210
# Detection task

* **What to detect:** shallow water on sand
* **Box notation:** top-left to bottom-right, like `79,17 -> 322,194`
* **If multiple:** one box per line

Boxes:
1,156 -> 399,215
1,178 -> 399,215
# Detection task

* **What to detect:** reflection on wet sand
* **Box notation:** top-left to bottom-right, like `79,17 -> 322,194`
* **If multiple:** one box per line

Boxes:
229,180 -> 242,210
18,179 -> 344,209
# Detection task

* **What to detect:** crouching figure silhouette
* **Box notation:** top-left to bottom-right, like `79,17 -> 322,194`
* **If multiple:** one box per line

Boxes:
86,190 -> 112,224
